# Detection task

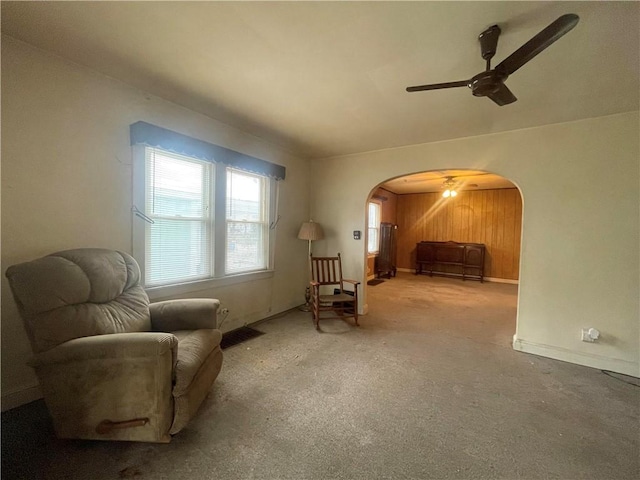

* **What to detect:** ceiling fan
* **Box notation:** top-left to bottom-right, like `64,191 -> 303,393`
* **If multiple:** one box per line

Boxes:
406,14 -> 580,106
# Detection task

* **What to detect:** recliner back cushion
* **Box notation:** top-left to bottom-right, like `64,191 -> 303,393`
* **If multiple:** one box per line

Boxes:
6,249 -> 151,353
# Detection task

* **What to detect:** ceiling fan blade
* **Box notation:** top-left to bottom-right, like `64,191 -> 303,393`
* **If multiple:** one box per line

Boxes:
449,172 -> 491,179
495,14 -> 579,76
406,80 -> 469,92
488,83 -> 517,106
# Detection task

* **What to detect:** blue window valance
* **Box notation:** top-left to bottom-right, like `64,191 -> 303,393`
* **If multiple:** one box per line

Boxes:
130,121 -> 286,180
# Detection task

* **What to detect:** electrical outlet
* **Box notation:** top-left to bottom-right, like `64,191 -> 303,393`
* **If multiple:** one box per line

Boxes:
220,308 -> 229,316
581,327 -> 600,343
581,328 -> 591,342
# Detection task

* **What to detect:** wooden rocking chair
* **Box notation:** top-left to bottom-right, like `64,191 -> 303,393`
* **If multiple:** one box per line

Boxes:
309,253 -> 360,330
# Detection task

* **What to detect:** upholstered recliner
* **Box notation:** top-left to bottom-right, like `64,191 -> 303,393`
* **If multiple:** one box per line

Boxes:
5,248 -> 223,443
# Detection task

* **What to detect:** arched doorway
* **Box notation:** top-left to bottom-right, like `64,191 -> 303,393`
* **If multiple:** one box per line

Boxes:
364,169 -> 523,337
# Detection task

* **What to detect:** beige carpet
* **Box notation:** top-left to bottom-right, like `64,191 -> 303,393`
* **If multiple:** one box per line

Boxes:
2,273 -> 638,479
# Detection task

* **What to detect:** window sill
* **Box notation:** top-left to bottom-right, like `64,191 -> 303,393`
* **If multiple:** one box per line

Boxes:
146,270 -> 274,301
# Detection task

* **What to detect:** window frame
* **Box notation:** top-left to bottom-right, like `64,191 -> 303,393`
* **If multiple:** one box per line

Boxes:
224,167 -> 271,275
367,200 -> 382,255
144,148 -> 214,288
132,145 -> 277,299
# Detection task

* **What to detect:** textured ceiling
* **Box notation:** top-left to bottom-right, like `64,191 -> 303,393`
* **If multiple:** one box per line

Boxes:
2,1 -> 638,159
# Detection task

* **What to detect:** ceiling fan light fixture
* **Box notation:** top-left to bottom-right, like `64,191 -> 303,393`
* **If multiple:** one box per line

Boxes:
442,176 -> 458,198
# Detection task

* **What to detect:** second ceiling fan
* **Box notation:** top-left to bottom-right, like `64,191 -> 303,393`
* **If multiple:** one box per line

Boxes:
406,14 -> 580,106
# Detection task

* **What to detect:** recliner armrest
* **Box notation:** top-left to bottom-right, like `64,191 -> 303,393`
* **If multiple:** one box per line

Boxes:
30,332 -> 178,367
150,298 -> 220,332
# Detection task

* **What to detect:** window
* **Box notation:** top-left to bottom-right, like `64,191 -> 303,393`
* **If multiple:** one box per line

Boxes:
226,168 -> 269,274
368,201 -> 381,254
144,149 -> 212,287
134,146 -> 275,289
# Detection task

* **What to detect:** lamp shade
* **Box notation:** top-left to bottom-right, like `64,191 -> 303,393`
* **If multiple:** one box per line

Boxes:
297,221 -> 324,241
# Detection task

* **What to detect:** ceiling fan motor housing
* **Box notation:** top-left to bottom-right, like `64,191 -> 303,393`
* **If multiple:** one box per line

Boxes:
469,70 -> 508,97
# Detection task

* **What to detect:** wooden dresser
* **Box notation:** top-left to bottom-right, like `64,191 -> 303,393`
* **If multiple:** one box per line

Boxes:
416,241 -> 485,282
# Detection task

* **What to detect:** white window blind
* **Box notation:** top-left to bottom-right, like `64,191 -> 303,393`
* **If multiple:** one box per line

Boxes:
225,168 -> 269,274
145,148 -> 212,287
368,202 -> 381,254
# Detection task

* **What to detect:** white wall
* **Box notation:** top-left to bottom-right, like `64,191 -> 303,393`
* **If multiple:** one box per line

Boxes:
1,37 -> 310,409
311,111 -> 639,377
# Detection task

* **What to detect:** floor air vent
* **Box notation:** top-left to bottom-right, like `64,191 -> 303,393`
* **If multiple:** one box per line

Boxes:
220,326 -> 265,349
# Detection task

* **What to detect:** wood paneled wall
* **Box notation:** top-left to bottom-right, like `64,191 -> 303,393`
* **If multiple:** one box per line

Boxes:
376,188 -> 397,224
396,188 -> 522,280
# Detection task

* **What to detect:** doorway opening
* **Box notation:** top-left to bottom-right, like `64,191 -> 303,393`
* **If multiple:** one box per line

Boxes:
364,169 -> 523,338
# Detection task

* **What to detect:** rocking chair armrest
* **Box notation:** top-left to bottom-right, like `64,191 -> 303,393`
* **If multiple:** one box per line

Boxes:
342,279 -> 360,286
310,281 -> 320,288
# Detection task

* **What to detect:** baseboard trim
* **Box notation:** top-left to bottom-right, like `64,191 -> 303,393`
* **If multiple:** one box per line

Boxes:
513,337 -> 639,377
1,383 -> 42,412
396,268 -> 518,284
484,277 -> 519,285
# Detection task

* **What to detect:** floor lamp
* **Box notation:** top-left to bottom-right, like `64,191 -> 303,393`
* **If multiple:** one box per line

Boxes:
297,220 -> 324,311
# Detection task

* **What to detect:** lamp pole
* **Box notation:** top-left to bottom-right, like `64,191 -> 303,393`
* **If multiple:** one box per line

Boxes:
298,220 -> 324,312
